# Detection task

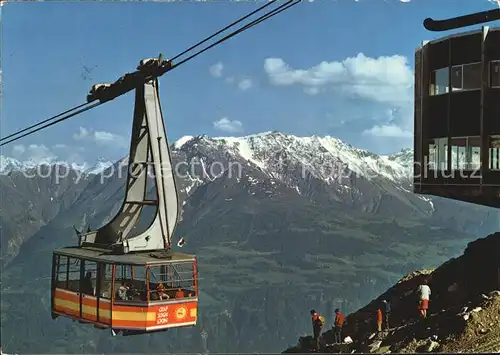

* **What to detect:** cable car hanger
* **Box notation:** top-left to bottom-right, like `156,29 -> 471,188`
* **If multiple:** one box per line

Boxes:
0,0 -> 301,147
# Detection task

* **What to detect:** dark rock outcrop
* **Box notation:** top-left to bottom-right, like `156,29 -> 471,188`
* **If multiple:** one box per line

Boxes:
284,232 -> 500,353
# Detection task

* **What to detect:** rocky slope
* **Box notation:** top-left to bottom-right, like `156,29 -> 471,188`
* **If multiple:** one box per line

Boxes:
283,232 -> 500,353
0,165 -> 92,265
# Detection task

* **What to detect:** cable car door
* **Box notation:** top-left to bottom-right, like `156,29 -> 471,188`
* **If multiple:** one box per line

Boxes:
80,260 -> 98,322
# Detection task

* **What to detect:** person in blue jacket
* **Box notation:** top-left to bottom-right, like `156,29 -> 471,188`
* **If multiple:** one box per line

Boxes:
382,300 -> 391,330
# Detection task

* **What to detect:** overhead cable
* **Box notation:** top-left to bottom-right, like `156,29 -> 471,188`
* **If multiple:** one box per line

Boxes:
172,0 -> 301,70
0,102 -> 94,144
0,102 -> 102,147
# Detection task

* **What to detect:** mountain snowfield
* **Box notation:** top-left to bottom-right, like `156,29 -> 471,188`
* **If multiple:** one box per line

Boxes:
206,131 -> 413,182
0,155 -> 115,175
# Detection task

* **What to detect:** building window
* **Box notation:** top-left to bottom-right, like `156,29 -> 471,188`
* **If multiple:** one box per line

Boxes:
466,136 -> 481,170
429,67 -> 449,96
450,136 -> 481,170
490,61 -> 500,88
463,63 -> 482,90
490,135 -> 500,170
451,63 -> 481,91
67,257 -> 81,293
428,137 -> 448,170
451,137 -> 467,169
451,66 -> 462,91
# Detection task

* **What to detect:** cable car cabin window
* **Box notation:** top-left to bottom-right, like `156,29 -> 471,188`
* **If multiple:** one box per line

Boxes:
429,67 -> 449,96
99,263 -> 113,299
490,135 -> 500,170
148,263 -> 196,302
490,61 -> 500,88
67,257 -> 81,292
82,260 -> 97,296
114,265 -> 147,302
55,255 -> 68,289
452,63 -> 481,91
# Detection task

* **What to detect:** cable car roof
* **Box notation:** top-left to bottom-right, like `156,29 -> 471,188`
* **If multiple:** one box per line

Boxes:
54,246 -> 196,265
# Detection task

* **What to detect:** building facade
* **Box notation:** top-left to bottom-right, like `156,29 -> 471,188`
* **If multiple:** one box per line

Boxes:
414,26 -> 500,208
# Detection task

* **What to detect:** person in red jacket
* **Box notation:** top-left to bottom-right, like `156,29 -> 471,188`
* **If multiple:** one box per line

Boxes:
376,307 -> 383,332
333,308 -> 345,343
310,309 -> 323,351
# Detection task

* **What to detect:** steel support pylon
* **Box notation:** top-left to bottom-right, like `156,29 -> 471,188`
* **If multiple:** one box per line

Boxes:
79,77 -> 180,253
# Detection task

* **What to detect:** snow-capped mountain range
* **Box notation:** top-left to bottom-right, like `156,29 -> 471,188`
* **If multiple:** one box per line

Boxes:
0,131 -> 414,182
0,155 -> 115,175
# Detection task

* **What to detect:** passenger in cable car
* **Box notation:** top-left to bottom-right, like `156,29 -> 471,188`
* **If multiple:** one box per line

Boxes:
175,288 -> 184,299
82,271 -> 94,295
156,281 -> 169,300
101,283 -> 111,298
117,281 -> 129,300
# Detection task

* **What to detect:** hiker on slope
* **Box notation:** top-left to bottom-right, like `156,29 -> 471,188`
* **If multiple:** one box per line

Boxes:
382,299 -> 391,330
310,309 -> 324,351
333,308 -> 345,343
417,278 -> 431,319
376,306 -> 383,332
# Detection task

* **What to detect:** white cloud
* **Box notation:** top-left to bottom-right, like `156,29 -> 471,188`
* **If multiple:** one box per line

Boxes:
73,126 -> 90,140
213,118 -> 243,133
362,124 -> 412,138
209,62 -> 224,78
264,53 -> 415,142
238,79 -> 253,91
73,126 -> 127,148
264,53 -> 413,105
11,144 -> 57,164
11,143 -> 88,165
304,87 -> 320,95
209,64 -> 253,92
12,144 -> 26,156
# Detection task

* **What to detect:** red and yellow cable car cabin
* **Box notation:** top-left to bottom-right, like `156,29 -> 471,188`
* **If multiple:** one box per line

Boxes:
49,60 -> 199,335
51,248 -> 198,335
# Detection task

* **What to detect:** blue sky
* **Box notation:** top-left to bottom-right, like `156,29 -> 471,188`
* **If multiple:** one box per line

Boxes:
1,0 -> 498,166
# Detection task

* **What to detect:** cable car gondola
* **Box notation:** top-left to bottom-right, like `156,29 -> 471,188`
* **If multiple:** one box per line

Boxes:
50,58 -> 199,336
